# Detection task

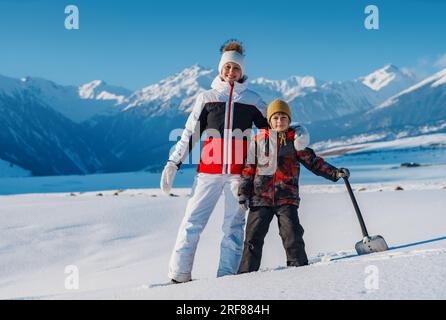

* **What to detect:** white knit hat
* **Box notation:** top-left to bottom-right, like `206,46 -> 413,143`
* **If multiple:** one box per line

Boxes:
218,50 -> 245,77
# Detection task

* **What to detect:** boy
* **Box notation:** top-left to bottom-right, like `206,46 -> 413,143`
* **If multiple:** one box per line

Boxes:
238,99 -> 349,272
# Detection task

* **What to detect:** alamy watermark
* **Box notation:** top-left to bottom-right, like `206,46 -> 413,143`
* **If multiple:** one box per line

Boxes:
64,265 -> 79,290
168,126 -> 283,174
364,265 -> 379,291
65,5 -> 79,30
364,5 -> 379,30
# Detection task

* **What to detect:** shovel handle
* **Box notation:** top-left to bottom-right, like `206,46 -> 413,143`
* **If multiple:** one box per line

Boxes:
343,177 -> 369,238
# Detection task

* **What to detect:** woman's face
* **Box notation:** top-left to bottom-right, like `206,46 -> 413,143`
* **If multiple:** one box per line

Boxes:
221,62 -> 242,84
270,112 -> 290,132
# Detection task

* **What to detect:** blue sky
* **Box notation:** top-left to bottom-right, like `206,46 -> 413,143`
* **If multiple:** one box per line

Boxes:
0,0 -> 445,90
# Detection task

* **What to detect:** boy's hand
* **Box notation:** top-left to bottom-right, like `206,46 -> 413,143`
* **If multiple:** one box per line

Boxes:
337,168 -> 350,179
239,199 -> 250,211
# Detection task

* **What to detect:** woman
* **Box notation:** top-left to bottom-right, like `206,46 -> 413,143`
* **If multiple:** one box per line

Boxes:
238,99 -> 350,273
160,40 -> 269,283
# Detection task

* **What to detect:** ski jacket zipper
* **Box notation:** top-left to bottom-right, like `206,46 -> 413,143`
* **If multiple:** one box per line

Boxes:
225,83 -> 234,174
272,132 -> 279,206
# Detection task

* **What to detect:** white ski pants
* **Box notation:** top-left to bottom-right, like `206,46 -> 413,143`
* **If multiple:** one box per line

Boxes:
168,173 -> 246,282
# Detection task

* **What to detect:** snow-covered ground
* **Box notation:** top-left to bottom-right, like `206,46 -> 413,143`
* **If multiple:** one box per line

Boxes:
1,146 -> 446,299
314,133 -> 446,157
1,180 -> 445,300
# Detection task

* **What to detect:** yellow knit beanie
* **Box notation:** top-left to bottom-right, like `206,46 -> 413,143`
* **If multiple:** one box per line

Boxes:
267,99 -> 292,123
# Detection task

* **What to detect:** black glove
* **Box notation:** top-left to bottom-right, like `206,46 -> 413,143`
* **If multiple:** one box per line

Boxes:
239,199 -> 250,211
337,168 -> 350,179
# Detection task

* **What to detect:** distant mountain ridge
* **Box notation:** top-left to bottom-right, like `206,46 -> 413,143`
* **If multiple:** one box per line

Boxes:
0,64 -> 444,176
307,68 -> 446,143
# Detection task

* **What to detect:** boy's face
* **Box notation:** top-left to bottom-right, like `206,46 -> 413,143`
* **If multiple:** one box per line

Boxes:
270,112 -> 290,132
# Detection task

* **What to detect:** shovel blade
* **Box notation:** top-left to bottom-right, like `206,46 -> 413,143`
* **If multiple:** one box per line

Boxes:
355,235 -> 389,255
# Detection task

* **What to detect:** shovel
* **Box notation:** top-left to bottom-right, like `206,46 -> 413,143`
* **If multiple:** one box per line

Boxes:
343,177 -> 389,255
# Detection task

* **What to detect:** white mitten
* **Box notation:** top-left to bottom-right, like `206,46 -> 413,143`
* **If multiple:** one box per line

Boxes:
160,161 -> 178,195
293,125 -> 310,150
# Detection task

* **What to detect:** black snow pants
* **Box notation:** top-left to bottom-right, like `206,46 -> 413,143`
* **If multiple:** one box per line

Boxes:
238,204 -> 308,273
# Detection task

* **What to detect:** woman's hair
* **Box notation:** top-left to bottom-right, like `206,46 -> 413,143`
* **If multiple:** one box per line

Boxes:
220,39 -> 244,56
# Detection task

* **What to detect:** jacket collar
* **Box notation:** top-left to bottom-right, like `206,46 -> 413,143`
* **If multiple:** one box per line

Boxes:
257,128 -> 295,140
211,75 -> 248,96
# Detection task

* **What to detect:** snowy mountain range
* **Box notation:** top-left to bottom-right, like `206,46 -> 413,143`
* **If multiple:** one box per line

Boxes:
289,64 -> 419,122
0,75 -> 131,123
308,67 -> 446,143
0,63 -> 444,176
0,92 -> 117,176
